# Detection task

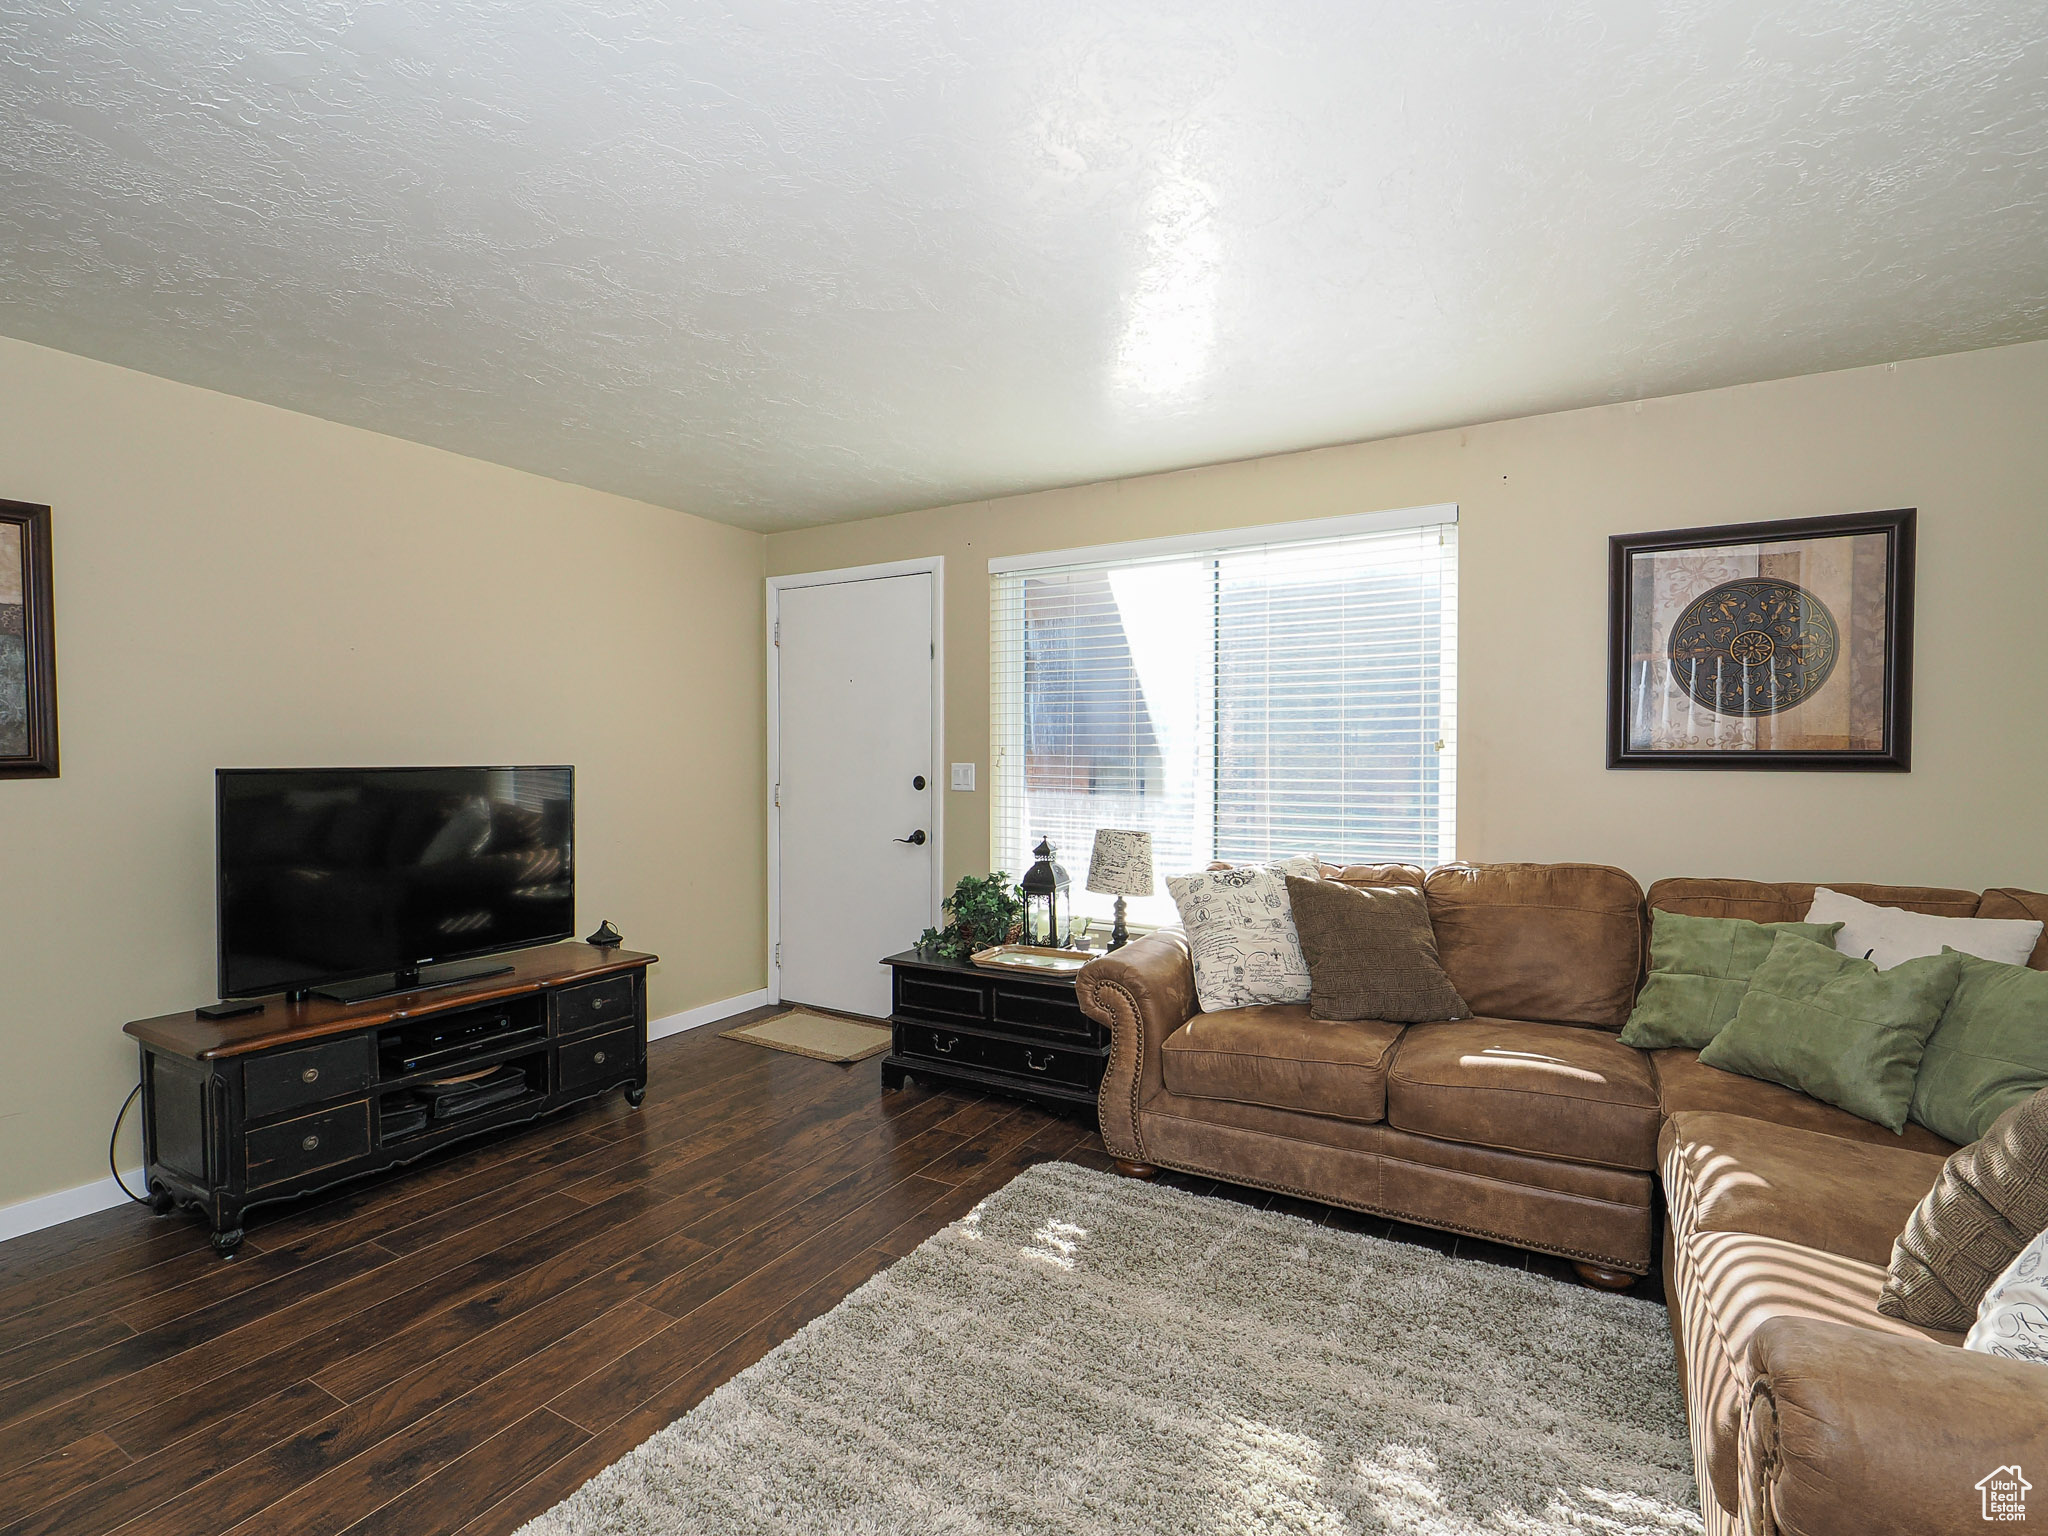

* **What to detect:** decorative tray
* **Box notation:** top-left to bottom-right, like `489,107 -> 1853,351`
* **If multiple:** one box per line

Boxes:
968,944 -> 1094,975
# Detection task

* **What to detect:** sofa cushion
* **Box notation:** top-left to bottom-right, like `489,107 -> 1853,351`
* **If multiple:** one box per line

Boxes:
1975,888 -> 2048,969
1159,1005 -> 1403,1124
1659,1105 -> 1958,1511
1321,862 -> 1428,891
1660,1110 -> 1948,1269
1649,1048 -> 1957,1156
1645,877 -> 1981,925
1422,862 -> 1645,1029
1385,1017 -> 1660,1171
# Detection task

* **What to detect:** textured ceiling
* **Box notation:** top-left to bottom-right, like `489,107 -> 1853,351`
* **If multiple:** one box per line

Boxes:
2,2 -> 2045,532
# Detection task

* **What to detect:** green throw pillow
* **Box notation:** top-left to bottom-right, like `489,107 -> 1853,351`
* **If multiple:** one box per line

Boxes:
1910,949 -> 2048,1145
1619,911 -> 1846,1050
1698,932 -> 1963,1133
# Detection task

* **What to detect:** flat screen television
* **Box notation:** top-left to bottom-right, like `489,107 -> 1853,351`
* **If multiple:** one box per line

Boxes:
217,765 -> 575,1003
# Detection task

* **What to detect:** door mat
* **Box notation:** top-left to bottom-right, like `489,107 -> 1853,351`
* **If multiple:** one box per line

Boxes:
719,1008 -> 892,1064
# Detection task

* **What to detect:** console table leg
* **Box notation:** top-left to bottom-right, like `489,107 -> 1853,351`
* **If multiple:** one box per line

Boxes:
146,1177 -> 176,1217
626,1082 -> 646,1109
210,1226 -> 245,1259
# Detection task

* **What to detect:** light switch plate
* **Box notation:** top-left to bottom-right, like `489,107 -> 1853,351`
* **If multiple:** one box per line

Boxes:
949,763 -> 976,792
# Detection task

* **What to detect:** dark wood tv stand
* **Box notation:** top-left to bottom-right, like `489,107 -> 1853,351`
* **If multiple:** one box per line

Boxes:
123,943 -> 656,1257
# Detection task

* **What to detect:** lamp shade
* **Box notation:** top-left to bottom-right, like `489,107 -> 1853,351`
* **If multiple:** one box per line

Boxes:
1086,828 -> 1154,897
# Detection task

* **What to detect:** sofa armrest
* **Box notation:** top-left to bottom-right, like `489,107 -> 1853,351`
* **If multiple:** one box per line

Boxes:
1741,1316 -> 2048,1536
1076,930 -> 1196,1162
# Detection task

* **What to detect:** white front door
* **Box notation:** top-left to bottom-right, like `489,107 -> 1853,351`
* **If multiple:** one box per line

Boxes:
774,571 -> 936,1017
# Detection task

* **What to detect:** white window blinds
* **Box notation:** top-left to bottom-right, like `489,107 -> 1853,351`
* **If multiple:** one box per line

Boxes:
991,514 -> 1457,929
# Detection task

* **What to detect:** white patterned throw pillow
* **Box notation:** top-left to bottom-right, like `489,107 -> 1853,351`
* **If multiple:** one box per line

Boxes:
1967,1226 -> 2048,1365
1166,856 -> 1320,1013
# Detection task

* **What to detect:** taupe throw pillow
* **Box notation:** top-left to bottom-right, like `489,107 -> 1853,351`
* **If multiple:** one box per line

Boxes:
1285,877 -> 1470,1024
1879,1087 -> 2048,1333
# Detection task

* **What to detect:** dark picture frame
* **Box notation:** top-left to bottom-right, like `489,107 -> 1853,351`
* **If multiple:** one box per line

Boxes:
1608,508 -> 1914,771
0,499 -> 59,779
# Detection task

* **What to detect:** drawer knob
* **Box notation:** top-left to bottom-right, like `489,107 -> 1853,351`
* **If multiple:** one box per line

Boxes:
1025,1050 -> 1052,1073
593,998 -> 607,1009
301,1067 -> 320,1084
302,1134 -> 320,1151
593,1050 -> 607,1065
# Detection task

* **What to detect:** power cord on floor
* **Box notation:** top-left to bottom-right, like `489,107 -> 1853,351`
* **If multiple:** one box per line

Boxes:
111,1084 -> 150,1204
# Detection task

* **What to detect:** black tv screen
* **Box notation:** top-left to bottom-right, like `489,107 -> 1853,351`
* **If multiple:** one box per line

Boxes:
217,766 -> 575,998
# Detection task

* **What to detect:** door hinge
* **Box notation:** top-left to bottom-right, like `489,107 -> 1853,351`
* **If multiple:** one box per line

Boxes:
773,782 -> 780,808
774,943 -> 781,966
773,619 -> 780,646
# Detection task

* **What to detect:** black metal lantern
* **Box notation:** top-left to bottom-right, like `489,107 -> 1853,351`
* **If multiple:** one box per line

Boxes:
1019,837 -> 1073,949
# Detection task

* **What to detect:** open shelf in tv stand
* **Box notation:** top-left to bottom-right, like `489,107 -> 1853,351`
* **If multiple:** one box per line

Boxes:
123,943 -> 657,1257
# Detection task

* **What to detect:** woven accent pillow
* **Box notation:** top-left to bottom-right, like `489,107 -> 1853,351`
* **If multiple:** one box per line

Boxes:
1880,1088 -> 2048,1333
1284,877 -> 1469,1024
1165,856 -> 1320,1013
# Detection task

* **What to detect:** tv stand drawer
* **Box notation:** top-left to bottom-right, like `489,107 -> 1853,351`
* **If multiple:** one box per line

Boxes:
559,1025 -> 638,1094
556,976 -> 636,1039
245,1100 -> 372,1190
244,1037 -> 375,1121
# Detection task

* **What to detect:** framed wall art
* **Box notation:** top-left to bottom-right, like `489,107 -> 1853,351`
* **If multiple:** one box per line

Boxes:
1608,507 -> 1913,771
0,499 -> 58,779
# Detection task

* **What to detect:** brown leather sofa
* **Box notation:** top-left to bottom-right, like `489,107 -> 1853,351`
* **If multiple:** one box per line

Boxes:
1076,863 -> 2048,1536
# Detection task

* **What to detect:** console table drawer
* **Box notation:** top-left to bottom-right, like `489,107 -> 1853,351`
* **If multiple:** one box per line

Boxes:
559,1026 -> 638,1094
244,1036 -> 375,1121
556,976 -> 636,1039
896,1021 -> 986,1068
990,983 -> 1091,1041
896,973 -> 988,1024
245,1101 -> 371,1190
978,1036 -> 1099,1089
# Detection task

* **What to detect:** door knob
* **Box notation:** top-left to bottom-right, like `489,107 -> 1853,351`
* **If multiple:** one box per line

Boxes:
912,774 -> 926,791
895,829 -> 927,845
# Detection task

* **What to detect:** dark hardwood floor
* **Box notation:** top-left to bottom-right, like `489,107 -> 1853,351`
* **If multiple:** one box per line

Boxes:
0,1009 -> 1642,1536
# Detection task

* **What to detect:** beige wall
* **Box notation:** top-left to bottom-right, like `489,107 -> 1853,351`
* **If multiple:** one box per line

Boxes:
769,340 -> 2048,900
0,336 -> 767,1210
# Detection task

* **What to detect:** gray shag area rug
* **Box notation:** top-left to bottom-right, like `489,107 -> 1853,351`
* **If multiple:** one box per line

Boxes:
519,1161 -> 1701,1535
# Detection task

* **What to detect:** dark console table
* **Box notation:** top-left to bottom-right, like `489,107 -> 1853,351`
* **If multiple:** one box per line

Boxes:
879,949 -> 1107,1118
124,943 -> 656,1256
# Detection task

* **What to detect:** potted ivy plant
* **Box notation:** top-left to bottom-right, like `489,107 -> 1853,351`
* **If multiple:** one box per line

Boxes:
915,872 -> 1024,962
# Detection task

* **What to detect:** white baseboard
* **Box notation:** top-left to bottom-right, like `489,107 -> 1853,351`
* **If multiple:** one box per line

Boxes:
647,988 -> 771,1042
0,1168 -> 148,1245
1,988 -> 774,1248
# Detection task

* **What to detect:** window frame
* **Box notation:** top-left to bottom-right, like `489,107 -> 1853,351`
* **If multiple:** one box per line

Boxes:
990,505 -> 1458,927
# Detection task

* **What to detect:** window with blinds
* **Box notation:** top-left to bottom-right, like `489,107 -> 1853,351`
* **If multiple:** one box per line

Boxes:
991,514 -> 1457,928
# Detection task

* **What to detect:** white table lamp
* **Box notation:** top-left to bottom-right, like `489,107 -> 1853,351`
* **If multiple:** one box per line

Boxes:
1086,828 -> 1154,952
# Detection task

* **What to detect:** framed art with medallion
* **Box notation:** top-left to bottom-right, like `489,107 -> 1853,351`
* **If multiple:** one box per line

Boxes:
1608,507 -> 1914,771
0,498 -> 58,779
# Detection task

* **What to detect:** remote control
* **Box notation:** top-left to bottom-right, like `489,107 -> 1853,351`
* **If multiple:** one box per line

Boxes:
195,1000 -> 266,1021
